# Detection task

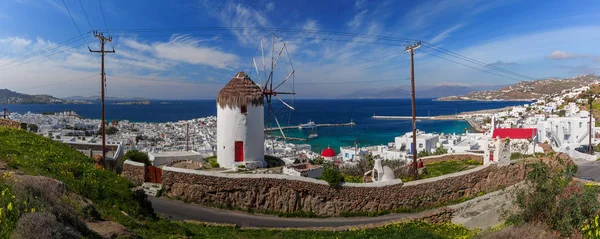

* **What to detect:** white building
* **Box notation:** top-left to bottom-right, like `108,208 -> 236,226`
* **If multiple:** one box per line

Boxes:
216,72 -> 266,169
537,112 -> 594,149
148,151 -> 203,166
394,131 -> 440,155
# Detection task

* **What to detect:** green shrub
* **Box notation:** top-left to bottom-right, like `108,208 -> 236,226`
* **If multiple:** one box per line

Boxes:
122,150 -> 151,166
205,156 -> 219,168
321,167 -> 344,188
342,174 -> 362,183
510,152 -> 534,160
507,162 -> 600,236
264,155 -> 285,168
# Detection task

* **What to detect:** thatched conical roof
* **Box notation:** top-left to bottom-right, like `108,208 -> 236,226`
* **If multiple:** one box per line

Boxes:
217,72 -> 264,109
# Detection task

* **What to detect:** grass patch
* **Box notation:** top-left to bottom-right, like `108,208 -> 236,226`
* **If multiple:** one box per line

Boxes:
0,127 -> 478,238
402,159 -> 482,182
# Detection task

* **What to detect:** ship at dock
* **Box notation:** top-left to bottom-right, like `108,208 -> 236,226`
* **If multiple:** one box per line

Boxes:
299,120 -> 317,129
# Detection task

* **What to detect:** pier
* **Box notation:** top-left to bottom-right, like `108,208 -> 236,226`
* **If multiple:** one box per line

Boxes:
266,135 -> 308,142
264,121 -> 356,132
372,115 -> 485,132
371,115 -> 463,120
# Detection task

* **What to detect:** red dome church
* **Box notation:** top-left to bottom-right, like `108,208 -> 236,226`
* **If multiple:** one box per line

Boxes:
320,147 -> 337,161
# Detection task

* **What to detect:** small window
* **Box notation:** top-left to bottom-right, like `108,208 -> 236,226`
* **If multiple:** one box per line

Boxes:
579,122 -> 583,128
418,143 -> 423,148
241,105 -> 247,114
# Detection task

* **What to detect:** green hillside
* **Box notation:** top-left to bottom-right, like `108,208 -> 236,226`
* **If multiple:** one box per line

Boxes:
0,126 -> 475,238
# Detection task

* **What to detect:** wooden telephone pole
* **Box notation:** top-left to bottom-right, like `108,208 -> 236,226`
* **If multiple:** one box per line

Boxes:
405,41 -> 421,181
89,31 -> 115,161
186,123 -> 190,151
587,93 -> 598,154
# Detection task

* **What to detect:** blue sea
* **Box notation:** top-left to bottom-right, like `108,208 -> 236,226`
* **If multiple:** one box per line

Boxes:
1,99 -> 526,152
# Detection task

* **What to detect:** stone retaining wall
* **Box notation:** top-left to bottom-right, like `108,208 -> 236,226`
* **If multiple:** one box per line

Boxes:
420,153 -> 483,165
161,160 -> 526,216
0,119 -> 22,129
122,160 -> 145,185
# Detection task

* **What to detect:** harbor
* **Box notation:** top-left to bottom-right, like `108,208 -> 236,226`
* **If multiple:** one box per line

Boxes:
264,121 -> 356,132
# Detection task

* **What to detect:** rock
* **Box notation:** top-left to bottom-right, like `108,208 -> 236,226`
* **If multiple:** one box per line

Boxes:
86,221 -> 135,239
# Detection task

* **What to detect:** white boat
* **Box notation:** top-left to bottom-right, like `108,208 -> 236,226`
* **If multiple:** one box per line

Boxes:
299,120 -> 317,129
308,133 -> 318,139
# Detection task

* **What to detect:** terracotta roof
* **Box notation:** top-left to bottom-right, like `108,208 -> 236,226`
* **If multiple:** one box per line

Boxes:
492,128 -> 537,139
321,147 -> 337,157
217,72 -> 263,109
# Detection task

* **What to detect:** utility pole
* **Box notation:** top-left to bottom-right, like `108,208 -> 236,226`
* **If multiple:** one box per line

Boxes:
589,94 -> 597,154
89,31 -> 115,161
3,108 -> 6,119
186,123 -> 190,151
405,41 -> 420,181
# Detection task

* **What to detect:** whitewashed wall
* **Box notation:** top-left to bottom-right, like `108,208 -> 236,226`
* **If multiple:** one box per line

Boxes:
216,103 -> 265,168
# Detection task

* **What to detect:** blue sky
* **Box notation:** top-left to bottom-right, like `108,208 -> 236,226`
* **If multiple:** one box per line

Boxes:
1,0 -> 600,99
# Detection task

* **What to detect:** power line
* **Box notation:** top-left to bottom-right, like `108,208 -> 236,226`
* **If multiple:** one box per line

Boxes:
0,35 -> 84,69
97,0 -> 114,49
419,47 -> 523,82
0,41 -> 89,72
421,42 -> 535,80
78,0 -> 94,31
18,74 -> 97,91
296,78 -> 410,85
61,0 -> 88,46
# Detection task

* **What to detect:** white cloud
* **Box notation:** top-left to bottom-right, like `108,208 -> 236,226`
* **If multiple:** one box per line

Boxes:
354,0 -> 366,9
348,10 -> 368,28
152,35 -> 239,69
546,50 -> 578,60
0,37 -> 32,53
122,39 -> 153,52
208,2 -> 272,45
266,2 -> 274,11
429,24 -> 463,44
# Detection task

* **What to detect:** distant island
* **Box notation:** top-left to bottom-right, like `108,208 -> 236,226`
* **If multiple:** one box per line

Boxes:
436,74 -> 600,101
337,85 -> 503,99
0,89 -> 92,104
112,101 -> 151,105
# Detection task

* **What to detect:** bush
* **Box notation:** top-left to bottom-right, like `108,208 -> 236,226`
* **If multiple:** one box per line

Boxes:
205,156 -> 219,168
342,174 -> 362,183
27,124 -> 38,133
264,155 -> 285,168
507,162 -> 600,236
321,167 -> 344,188
122,150 -> 151,166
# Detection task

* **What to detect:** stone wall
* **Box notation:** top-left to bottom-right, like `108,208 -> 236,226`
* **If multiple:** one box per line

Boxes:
161,160 -> 527,216
121,160 -> 145,185
0,119 -> 22,129
420,153 -> 483,165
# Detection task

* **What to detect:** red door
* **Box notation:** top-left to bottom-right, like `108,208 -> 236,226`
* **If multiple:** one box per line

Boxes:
234,141 -> 244,162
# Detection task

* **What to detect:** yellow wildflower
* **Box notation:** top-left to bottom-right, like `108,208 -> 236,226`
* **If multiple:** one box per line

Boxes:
7,202 -> 12,211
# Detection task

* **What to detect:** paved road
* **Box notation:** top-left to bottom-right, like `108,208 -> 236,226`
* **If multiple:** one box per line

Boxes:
574,159 -> 600,181
149,197 -> 418,228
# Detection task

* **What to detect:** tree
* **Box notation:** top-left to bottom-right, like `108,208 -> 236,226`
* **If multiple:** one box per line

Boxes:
27,123 -> 38,133
98,126 -> 119,136
321,166 -> 344,188
122,150 -> 151,166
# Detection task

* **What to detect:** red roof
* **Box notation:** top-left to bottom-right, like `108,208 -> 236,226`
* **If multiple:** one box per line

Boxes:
321,147 -> 337,157
492,128 -> 537,139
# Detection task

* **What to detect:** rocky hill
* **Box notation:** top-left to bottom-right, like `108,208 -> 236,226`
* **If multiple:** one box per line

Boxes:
436,75 -> 600,101
0,89 -> 91,104
339,85 -> 482,99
